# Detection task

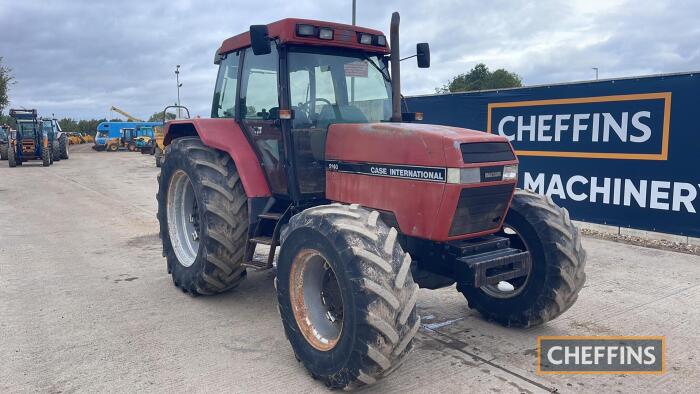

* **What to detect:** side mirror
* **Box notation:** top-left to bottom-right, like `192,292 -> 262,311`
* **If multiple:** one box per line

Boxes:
416,43 -> 430,68
250,25 -> 271,55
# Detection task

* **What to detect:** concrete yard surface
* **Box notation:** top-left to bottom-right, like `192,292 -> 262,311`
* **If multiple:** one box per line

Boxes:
1,146 -> 698,393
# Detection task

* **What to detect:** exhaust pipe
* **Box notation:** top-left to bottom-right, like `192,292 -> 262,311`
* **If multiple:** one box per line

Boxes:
390,12 -> 401,122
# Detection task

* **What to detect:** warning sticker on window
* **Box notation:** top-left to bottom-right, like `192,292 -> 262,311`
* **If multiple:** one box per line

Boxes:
344,61 -> 369,78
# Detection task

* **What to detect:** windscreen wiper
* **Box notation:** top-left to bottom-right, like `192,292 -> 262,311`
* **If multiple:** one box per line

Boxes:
362,55 -> 391,83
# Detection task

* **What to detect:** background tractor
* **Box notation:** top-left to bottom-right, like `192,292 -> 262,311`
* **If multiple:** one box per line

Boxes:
157,14 -> 586,389
7,109 -> 53,167
42,118 -> 69,161
134,126 -> 155,154
0,125 -> 9,160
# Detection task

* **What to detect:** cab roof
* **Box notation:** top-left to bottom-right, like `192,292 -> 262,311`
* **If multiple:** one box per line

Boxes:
216,18 -> 389,58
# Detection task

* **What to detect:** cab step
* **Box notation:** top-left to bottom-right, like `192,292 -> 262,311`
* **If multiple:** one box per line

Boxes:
249,236 -> 274,246
243,259 -> 272,269
258,212 -> 283,220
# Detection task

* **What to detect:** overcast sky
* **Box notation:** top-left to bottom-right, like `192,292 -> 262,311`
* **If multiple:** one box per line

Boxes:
1,0 -> 698,120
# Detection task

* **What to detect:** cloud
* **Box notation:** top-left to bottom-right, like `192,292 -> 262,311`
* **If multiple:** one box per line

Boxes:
0,0 -> 697,119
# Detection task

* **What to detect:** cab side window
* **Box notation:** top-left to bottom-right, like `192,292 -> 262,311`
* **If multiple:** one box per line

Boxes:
212,51 -> 240,118
240,46 -> 279,120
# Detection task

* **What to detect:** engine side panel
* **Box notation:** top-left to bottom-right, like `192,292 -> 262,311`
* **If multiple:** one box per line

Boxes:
164,118 -> 271,197
325,122 -> 517,242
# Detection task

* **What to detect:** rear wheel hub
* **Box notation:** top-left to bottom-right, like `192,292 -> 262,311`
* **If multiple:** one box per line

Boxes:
167,170 -> 200,267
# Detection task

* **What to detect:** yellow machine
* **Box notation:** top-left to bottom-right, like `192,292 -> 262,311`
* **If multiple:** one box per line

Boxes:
67,132 -> 84,145
105,137 -> 121,151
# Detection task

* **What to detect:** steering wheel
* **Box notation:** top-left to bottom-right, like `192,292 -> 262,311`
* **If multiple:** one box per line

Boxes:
297,98 -> 333,115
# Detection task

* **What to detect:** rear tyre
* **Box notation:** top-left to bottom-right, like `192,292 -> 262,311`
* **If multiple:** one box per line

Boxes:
42,147 -> 51,167
157,137 -> 248,295
458,189 -> 586,328
277,204 -> 420,389
59,136 -> 69,159
0,144 -> 7,160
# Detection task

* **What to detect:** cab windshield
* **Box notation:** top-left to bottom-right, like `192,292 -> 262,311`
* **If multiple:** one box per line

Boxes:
42,120 -> 55,135
288,48 -> 392,129
18,121 -> 38,138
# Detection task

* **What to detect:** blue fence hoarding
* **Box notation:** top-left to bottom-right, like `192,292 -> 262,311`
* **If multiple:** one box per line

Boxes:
406,72 -> 700,237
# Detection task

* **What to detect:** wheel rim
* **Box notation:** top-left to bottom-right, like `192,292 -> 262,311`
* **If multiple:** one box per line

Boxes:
167,170 -> 201,267
289,249 -> 344,351
480,225 -> 533,299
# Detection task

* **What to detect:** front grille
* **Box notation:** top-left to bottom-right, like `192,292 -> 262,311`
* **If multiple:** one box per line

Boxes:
461,142 -> 515,163
449,184 -> 514,236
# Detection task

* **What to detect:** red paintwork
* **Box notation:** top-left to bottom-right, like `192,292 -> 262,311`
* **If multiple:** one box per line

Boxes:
326,123 -> 512,167
164,118 -> 271,197
325,123 -> 518,242
217,18 -> 390,57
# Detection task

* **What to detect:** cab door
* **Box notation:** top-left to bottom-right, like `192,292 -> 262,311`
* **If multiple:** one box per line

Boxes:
238,45 -> 288,196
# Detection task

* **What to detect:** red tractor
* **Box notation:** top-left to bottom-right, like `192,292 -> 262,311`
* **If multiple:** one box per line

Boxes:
157,13 -> 585,389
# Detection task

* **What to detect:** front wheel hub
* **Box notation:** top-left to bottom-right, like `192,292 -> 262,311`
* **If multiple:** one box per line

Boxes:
290,250 -> 344,351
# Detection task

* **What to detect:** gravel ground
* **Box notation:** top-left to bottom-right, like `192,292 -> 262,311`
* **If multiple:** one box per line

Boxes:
1,145 -> 698,393
580,228 -> 700,256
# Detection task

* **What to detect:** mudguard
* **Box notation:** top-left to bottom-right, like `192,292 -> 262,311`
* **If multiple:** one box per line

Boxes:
163,118 -> 271,197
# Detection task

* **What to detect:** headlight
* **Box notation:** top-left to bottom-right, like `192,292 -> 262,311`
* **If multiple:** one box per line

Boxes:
446,168 -> 481,184
502,164 -> 518,181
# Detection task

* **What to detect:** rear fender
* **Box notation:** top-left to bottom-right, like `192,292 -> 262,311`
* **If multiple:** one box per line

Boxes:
164,118 -> 271,197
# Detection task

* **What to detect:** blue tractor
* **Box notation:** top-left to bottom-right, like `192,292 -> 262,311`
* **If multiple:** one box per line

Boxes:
7,109 -> 53,167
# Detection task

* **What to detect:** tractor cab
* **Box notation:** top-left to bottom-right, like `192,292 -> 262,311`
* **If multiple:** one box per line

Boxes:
207,19 -> 420,202
120,127 -> 138,151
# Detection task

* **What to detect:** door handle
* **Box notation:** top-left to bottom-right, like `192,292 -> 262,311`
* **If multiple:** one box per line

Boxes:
252,126 -> 263,135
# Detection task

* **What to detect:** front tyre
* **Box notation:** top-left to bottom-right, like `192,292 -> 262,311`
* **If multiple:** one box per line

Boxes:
52,141 -> 61,161
157,137 -> 248,295
7,145 -> 16,167
277,204 -> 420,389
59,136 -> 69,159
458,189 -> 586,327
42,146 -> 51,167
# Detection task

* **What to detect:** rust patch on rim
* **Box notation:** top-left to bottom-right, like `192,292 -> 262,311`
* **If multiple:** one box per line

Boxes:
290,249 -> 344,351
